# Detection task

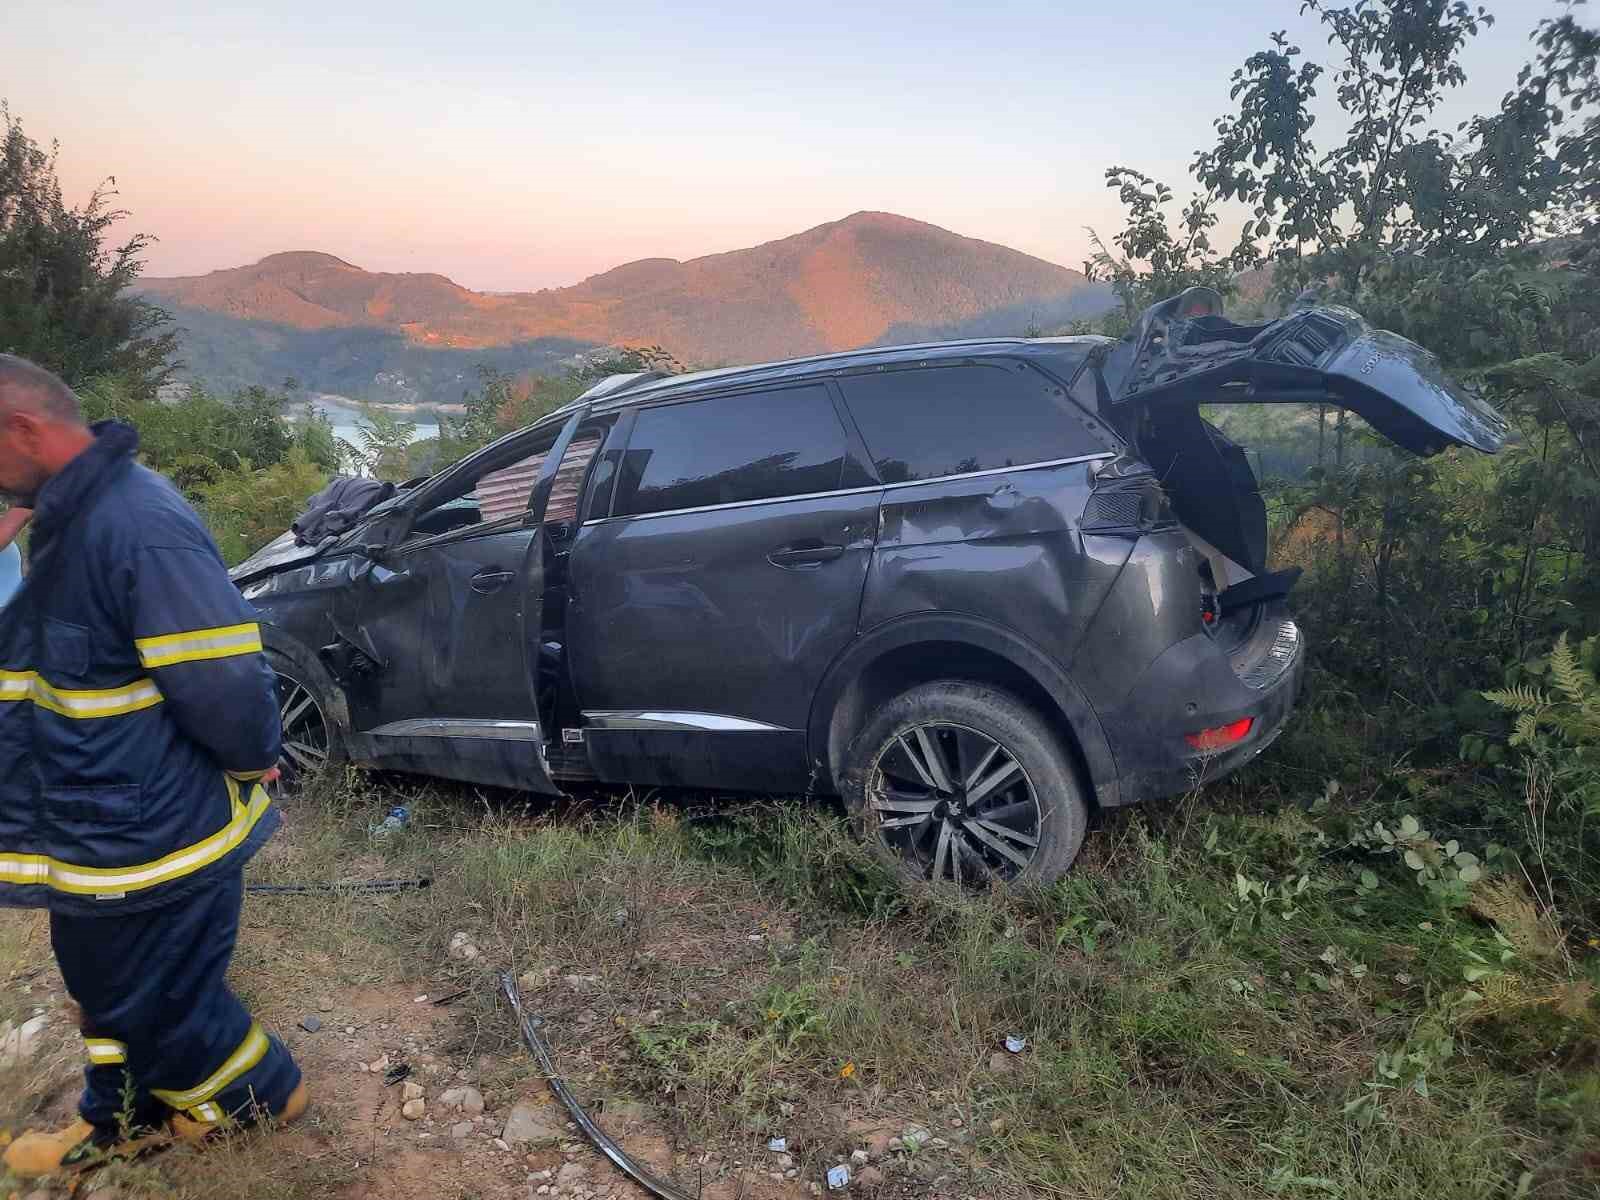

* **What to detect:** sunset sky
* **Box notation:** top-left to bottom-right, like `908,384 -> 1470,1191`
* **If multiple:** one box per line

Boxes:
9,0 -> 1566,293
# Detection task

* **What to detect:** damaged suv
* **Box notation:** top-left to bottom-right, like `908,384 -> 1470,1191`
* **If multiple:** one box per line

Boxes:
232,288 -> 1505,884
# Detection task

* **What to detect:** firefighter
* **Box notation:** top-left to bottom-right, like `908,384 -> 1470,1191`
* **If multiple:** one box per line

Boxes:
0,355 -> 305,1177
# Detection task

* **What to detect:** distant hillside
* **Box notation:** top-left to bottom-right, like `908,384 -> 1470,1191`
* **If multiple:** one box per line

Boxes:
140,213 -> 1112,397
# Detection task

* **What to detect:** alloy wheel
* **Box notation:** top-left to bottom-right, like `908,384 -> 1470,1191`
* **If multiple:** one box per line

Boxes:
273,671 -> 331,790
867,722 -> 1043,884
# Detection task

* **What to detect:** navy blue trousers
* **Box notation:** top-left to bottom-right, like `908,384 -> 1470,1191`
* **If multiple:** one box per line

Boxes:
50,869 -> 300,1131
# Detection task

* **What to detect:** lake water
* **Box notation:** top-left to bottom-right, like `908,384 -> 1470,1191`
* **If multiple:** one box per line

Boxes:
310,401 -> 440,451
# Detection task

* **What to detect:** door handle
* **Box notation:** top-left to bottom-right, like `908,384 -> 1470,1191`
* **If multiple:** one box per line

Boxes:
470,569 -> 516,594
767,542 -> 845,569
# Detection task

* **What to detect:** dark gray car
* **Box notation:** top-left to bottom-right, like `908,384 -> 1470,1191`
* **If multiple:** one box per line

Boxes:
232,288 -> 1506,883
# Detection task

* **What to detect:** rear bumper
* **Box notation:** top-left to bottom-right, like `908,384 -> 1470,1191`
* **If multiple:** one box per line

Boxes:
1096,616 -> 1305,807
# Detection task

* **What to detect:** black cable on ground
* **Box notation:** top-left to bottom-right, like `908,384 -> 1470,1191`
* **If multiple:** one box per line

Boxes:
245,877 -> 432,895
500,970 -> 700,1200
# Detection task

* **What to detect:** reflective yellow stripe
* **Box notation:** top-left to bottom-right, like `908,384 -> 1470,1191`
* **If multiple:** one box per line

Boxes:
84,1037 -> 127,1065
226,768 -> 273,782
135,623 -> 262,669
0,780 -> 271,896
152,1022 -> 269,1111
188,1101 -> 224,1123
0,670 -> 163,719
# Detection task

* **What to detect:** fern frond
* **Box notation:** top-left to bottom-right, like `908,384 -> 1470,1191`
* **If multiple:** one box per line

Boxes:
1483,685 -> 1547,714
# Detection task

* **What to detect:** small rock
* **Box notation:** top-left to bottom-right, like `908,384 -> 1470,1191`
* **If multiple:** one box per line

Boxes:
0,1014 -> 47,1067
414,994 -> 430,1003
299,1014 -> 323,1033
777,1153 -> 794,1168
355,1062 -> 368,1073
317,996 -> 334,1012
403,1081 -> 425,1102
556,1161 -> 588,1187
988,1051 -> 1018,1075
452,1120 -> 474,1139
440,1086 -> 467,1109
345,1025 -> 356,1035
989,1117 -> 1007,1135
494,1137 -> 510,1151
502,1100 -> 564,1146
401,1098 -> 426,1120
850,1148 -> 870,1166
950,1117 -> 964,1128
460,1086 -> 485,1116
930,1137 -> 950,1149
865,1131 -> 894,1160
369,1054 -> 390,1074
887,1137 -> 904,1154
537,1188 -> 551,1197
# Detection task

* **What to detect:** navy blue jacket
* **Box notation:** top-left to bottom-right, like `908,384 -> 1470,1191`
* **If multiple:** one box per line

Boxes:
0,422 -> 282,915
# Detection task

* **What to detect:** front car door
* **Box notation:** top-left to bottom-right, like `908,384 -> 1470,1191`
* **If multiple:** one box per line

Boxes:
566,382 -> 880,791
340,412 -> 589,790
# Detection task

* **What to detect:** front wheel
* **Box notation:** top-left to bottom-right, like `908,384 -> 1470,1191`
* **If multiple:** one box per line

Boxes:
265,647 -> 346,793
841,681 -> 1088,887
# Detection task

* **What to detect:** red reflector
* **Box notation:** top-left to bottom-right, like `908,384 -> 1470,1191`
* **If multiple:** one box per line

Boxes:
1185,717 -> 1254,751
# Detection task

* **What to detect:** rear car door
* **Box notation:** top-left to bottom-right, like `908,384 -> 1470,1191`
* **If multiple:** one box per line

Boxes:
566,383 -> 879,791
341,413 -> 591,790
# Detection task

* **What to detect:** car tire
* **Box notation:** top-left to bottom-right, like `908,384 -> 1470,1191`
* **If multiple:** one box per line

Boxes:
841,680 -> 1088,886
264,643 -> 347,792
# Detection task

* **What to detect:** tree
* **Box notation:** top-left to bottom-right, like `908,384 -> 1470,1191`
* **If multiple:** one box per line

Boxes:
0,104 -> 175,392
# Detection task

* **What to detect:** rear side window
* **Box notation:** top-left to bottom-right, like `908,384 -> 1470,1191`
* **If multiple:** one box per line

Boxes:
614,385 -> 847,517
840,363 -> 1104,484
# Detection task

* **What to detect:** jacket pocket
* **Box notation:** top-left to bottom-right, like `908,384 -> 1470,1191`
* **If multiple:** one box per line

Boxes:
42,619 -> 92,680
44,784 -> 144,829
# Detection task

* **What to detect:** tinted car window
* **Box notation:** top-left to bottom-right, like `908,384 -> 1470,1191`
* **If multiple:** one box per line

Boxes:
614,386 -> 847,517
840,363 -> 1103,484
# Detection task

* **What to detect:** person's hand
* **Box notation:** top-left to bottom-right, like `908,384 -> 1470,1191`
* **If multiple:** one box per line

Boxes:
260,766 -> 283,784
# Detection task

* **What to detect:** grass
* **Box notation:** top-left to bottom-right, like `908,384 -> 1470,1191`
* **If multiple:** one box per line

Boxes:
1,749 -> 1597,1199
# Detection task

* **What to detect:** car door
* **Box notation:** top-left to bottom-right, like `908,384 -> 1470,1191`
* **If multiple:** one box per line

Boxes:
566,382 -> 879,791
341,412 -> 588,791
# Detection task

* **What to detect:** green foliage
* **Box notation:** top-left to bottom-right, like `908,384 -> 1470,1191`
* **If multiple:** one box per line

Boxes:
345,405 -> 418,482
0,104 -> 175,391
77,373 -> 338,562
198,449 -> 331,566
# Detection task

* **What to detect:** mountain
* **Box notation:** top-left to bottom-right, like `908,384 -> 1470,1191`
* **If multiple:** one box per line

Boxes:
140,213 -> 1111,400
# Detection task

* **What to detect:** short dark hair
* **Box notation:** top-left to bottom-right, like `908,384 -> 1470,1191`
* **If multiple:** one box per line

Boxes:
0,355 -> 82,423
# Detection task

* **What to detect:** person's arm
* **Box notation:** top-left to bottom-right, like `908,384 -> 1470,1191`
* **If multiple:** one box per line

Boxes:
0,507 -> 31,552
127,540 -> 282,779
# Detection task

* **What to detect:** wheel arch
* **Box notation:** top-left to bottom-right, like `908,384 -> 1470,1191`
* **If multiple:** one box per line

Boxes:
809,613 -> 1119,809
261,624 -> 353,742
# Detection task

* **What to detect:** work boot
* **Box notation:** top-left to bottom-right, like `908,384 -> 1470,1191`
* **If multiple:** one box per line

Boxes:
2,1117 -> 170,1178
169,1080 -> 309,1143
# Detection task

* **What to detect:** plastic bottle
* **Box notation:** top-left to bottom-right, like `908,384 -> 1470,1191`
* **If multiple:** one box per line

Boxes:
370,805 -> 410,839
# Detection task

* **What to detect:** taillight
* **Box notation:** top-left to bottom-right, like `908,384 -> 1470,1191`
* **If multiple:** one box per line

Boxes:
1184,717 -> 1253,751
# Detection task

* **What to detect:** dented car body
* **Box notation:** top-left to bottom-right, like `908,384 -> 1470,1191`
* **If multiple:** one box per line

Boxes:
234,289 -> 1505,883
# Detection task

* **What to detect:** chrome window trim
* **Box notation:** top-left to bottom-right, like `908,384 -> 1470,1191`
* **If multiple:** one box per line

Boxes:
580,451 -> 1113,527
583,710 -> 794,733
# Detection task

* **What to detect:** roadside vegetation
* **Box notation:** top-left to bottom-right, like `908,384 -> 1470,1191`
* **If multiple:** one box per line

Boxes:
2,2 -> 1599,1197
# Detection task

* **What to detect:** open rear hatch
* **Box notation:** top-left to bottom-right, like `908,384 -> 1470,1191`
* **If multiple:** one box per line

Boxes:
1081,287 -> 1507,686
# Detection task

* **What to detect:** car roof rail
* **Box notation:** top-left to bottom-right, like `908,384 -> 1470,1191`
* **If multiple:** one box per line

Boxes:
574,370 -> 671,403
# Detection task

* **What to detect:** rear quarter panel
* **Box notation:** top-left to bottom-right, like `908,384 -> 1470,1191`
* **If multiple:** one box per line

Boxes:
859,460 -> 1133,668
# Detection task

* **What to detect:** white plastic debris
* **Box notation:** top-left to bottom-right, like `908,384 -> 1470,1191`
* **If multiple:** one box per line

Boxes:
1004,1035 -> 1027,1054
768,1137 -> 788,1152
826,1165 -> 850,1190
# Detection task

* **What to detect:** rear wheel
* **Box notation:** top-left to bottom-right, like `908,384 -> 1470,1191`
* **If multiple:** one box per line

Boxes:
841,681 -> 1088,886
265,647 -> 345,792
